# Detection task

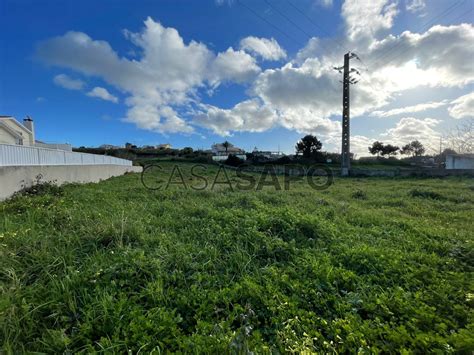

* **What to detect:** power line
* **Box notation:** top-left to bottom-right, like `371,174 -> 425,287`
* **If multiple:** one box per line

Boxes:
263,0 -> 317,40
286,0 -> 348,52
368,0 -> 467,68
236,0 -> 304,46
265,0 -> 359,62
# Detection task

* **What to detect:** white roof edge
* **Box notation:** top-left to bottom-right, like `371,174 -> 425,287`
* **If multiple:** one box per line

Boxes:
0,116 -> 32,134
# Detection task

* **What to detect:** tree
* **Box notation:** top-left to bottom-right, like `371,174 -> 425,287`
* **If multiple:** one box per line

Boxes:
400,140 -> 425,157
445,119 -> 473,154
295,135 -> 323,158
400,143 -> 413,156
381,144 -> 399,157
181,147 -> 193,155
222,141 -> 230,153
410,140 -> 425,156
225,154 -> 244,167
368,141 -> 384,157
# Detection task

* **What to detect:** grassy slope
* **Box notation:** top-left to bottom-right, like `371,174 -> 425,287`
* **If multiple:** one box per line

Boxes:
1,163 -> 473,353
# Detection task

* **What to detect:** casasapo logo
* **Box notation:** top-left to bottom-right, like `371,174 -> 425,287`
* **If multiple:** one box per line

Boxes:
141,164 -> 333,191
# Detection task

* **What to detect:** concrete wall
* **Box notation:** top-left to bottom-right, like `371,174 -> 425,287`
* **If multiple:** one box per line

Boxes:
0,164 -> 142,200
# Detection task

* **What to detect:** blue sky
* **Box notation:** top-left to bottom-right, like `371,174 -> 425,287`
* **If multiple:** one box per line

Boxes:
0,0 -> 473,155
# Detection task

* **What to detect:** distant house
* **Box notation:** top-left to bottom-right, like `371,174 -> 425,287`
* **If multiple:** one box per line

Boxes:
156,143 -> 171,149
0,116 -> 71,151
99,144 -> 121,150
446,154 -> 474,170
252,148 -> 285,160
211,142 -> 244,155
211,142 -> 246,161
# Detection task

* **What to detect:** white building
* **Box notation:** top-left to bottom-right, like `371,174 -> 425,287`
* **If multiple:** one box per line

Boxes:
211,142 -> 246,161
99,144 -> 121,150
0,116 -> 35,146
0,116 -> 72,151
252,148 -> 285,160
446,154 -> 474,169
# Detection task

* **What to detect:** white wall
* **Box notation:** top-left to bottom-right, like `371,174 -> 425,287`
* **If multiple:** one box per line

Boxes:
35,142 -> 73,151
0,165 -> 142,200
446,155 -> 474,169
212,154 -> 247,161
0,144 -> 132,166
0,128 -> 18,145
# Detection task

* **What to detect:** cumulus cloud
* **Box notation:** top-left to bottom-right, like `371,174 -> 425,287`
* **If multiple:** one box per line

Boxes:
196,21 -> 473,137
194,99 -> 277,135
371,100 -> 449,118
240,36 -> 287,61
210,47 -> 261,85
87,87 -> 119,103
381,117 -> 441,151
342,0 -> 398,42
37,7 -> 474,142
366,24 -> 474,87
53,74 -> 85,90
37,17 -> 260,134
448,92 -> 474,119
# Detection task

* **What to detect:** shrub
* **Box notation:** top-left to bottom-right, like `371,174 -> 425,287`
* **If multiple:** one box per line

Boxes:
351,189 -> 367,200
409,188 -> 444,200
13,179 -> 63,198
225,154 -> 245,167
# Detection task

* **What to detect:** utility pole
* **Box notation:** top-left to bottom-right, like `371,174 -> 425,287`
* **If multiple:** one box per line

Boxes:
334,52 -> 360,176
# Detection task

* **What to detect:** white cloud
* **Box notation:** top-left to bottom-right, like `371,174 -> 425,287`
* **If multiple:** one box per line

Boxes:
448,92 -> 474,119
53,74 -> 85,90
371,100 -> 449,118
317,0 -> 333,8
240,36 -> 287,61
210,47 -> 261,86
38,11 -> 474,143
342,0 -> 398,42
38,17 -> 261,134
382,117 -> 441,151
194,99 -> 277,136
366,24 -> 474,87
87,87 -> 119,103
406,0 -> 425,13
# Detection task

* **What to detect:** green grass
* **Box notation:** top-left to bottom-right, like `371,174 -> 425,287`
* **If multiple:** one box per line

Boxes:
1,163 -> 473,353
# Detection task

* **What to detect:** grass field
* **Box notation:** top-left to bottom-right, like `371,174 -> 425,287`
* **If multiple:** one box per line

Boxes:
1,163 -> 473,353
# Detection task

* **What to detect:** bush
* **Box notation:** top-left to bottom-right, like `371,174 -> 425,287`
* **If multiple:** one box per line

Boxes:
409,188 -> 444,200
225,154 -> 245,167
13,181 -> 63,198
351,189 -> 367,200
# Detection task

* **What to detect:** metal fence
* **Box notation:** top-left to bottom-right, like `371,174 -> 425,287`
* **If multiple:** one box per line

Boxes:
0,144 -> 132,167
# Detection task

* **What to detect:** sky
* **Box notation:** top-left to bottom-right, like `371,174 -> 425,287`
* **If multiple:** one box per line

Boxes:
0,0 -> 473,156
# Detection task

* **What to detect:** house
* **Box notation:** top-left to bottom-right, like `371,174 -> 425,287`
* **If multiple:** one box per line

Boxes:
156,143 -> 171,149
252,147 -> 285,160
446,154 -> 474,170
211,142 -> 245,155
99,144 -> 121,150
211,142 -> 246,161
0,116 -> 35,146
0,116 -> 72,151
